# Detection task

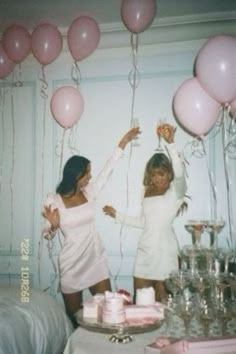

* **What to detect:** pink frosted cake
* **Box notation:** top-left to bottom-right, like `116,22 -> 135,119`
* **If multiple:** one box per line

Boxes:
125,304 -> 164,325
82,294 -> 104,322
136,287 -> 155,305
102,292 -> 126,324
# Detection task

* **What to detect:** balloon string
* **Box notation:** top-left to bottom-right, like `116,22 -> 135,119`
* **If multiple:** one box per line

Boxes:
8,87 -> 16,284
39,65 -> 48,99
222,107 -> 235,256
0,88 -> 6,200
68,122 -> 80,154
114,33 -> 140,289
71,61 -> 81,88
59,129 -> 66,182
200,138 -> 218,219
128,33 -> 140,124
224,106 -> 236,157
38,81 -> 48,288
12,63 -> 23,87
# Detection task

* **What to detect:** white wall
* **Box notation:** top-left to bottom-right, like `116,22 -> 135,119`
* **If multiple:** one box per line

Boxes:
0,14 -> 235,300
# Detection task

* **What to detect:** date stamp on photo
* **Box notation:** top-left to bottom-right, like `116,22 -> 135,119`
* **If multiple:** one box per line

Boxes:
20,238 -> 30,303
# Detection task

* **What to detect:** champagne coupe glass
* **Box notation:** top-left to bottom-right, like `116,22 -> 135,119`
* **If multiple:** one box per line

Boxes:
169,270 -> 190,296
199,303 -> 214,337
155,119 -> 165,151
205,220 -> 225,250
216,304 -> 231,335
177,299 -> 194,337
185,220 -> 206,250
131,117 -> 140,147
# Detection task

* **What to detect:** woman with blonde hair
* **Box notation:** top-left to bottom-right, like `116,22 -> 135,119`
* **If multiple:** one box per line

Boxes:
103,124 -> 187,301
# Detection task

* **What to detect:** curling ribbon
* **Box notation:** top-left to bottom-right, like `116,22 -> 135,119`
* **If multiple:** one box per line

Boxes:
71,61 -> 81,89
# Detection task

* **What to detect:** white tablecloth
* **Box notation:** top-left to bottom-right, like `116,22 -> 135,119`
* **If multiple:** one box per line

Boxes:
63,327 -> 164,354
63,316 -> 236,354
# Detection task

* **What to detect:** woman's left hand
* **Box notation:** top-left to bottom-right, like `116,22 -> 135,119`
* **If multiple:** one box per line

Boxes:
118,127 -> 141,149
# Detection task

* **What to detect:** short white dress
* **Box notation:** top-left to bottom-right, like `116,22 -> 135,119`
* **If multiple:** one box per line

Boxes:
43,147 -> 123,294
116,143 -> 187,280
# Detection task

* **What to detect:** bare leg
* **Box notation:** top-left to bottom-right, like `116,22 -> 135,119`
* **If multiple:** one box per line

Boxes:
89,278 -> 111,295
154,280 -> 167,302
62,291 -> 83,328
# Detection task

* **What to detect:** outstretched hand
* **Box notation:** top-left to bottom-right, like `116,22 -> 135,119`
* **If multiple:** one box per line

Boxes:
103,205 -> 116,219
118,127 -> 141,149
157,123 -> 176,144
42,205 -> 60,230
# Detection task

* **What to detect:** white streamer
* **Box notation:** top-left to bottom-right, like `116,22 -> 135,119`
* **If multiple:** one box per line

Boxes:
222,106 -> 236,257
114,33 -> 140,289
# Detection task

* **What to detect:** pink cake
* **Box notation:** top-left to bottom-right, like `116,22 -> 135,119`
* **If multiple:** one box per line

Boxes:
83,294 -> 104,322
125,304 -> 164,325
102,293 -> 126,324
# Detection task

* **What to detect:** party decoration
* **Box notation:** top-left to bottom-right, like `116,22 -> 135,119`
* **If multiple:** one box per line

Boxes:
67,16 -> 100,61
50,86 -> 84,129
173,77 -> 221,136
195,35 -> 236,104
120,0 -> 156,33
0,43 -> 15,78
31,23 -> 62,65
2,24 -> 31,63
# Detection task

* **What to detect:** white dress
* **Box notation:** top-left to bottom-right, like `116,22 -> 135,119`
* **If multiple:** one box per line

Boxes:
43,147 -> 123,294
116,143 -> 187,280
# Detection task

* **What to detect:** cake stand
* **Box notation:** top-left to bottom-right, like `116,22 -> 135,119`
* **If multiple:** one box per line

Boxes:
75,310 -> 164,343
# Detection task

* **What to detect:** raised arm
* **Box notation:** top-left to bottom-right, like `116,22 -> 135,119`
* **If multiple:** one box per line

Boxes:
85,127 -> 140,199
158,123 -> 187,198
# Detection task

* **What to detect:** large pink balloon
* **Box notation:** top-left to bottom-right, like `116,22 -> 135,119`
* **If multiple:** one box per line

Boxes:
0,43 -> 15,78
2,25 -> 31,63
173,77 -> 221,136
31,23 -> 62,65
50,86 -> 84,129
121,0 -> 157,33
67,16 -> 100,61
195,35 -> 236,104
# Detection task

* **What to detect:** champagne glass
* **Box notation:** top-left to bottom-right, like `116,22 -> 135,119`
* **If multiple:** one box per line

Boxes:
199,303 -> 214,337
205,219 -> 225,250
130,117 -> 140,147
177,299 -> 194,337
155,119 -> 165,151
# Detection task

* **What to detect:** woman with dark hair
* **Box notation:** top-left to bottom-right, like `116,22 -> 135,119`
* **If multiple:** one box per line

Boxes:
103,124 -> 187,301
42,127 -> 140,327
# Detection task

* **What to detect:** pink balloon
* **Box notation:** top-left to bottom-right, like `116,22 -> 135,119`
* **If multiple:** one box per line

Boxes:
173,77 -> 221,136
121,0 -> 157,33
2,25 -> 31,63
31,23 -> 62,65
0,43 -> 15,78
50,86 -> 84,129
195,35 -> 236,104
67,16 -> 100,61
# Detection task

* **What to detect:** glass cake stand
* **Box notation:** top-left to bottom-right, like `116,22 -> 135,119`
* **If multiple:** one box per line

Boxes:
76,309 -> 164,343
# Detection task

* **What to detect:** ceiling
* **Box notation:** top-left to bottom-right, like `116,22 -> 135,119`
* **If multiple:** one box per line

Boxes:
0,0 -> 235,33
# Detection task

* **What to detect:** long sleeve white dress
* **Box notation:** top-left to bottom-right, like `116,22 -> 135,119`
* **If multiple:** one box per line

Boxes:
115,143 -> 187,280
42,147 -> 123,294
